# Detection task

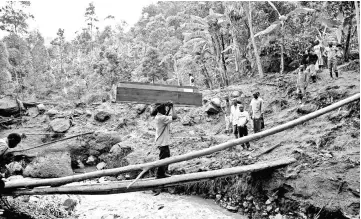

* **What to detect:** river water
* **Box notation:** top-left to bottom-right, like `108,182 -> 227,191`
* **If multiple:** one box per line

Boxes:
73,191 -> 246,219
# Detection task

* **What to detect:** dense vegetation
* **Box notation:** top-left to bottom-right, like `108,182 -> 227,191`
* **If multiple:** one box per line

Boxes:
0,1 -> 359,101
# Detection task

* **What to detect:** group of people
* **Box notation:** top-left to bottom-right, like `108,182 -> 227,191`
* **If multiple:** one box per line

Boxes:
222,92 -> 264,150
297,40 -> 343,103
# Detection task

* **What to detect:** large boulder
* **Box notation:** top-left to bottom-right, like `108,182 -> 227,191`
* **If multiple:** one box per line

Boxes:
210,97 -> 221,108
6,161 -> 23,175
50,118 -> 71,133
204,102 -> 221,115
297,104 -> 318,115
0,97 -> 20,117
23,152 -> 73,178
110,143 -> 133,156
89,131 -> 122,152
231,91 -> 241,98
95,111 -> 111,122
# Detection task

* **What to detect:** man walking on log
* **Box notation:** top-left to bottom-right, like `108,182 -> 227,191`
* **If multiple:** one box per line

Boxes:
236,105 -> 251,150
151,102 -> 178,179
0,133 -> 22,190
250,92 -> 263,133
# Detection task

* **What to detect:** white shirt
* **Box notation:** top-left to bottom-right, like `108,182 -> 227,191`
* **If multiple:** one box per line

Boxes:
237,111 -> 250,127
154,114 -> 173,147
250,98 -> 263,119
230,104 -> 240,125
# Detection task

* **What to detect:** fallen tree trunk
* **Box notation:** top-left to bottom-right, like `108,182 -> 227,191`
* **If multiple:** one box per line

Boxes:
2,157 -> 295,196
5,93 -> 360,189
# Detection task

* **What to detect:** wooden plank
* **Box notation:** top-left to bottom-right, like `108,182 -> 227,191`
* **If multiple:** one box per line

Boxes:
119,82 -> 198,91
116,83 -> 202,106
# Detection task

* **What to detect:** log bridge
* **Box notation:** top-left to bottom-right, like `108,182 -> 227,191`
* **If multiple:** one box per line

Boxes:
2,93 -> 359,196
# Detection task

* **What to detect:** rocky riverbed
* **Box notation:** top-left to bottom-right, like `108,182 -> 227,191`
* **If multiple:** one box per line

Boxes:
72,192 -> 245,219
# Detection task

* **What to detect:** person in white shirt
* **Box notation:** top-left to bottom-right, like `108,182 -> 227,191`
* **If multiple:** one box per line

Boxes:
250,92 -> 264,133
150,102 -> 178,179
236,105 -> 251,150
229,99 -> 240,138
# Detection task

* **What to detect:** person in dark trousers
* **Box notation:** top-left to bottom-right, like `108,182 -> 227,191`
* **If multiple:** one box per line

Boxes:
236,105 -> 251,150
324,41 -> 342,79
150,102 -> 177,179
250,92 -> 263,133
0,133 -> 22,191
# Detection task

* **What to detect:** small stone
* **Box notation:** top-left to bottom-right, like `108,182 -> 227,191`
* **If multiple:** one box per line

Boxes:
86,156 -> 97,165
63,198 -> 77,211
275,208 -> 280,213
37,104 -> 46,114
98,177 -> 107,183
274,213 -> 283,219
216,194 -> 222,201
95,111 -> 111,122
29,196 -> 40,203
189,130 -> 195,135
246,195 -> 253,201
85,110 -> 92,117
77,160 -> 85,169
226,205 -> 239,212
266,199 -> 272,205
96,162 -> 107,170
262,212 -> 268,216
46,109 -> 58,117
267,205 -> 273,212
243,201 -> 248,208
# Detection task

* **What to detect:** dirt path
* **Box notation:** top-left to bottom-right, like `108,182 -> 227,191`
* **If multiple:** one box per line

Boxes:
72,192 -> 246,219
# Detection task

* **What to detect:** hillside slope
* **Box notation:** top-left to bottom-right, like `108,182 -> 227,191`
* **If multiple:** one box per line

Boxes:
1,65 -> 359,218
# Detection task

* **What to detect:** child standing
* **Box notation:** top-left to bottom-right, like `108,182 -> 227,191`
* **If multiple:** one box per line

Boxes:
296,65 -> 309,104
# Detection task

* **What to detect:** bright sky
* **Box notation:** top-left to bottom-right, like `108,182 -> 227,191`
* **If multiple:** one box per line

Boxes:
0,0 -> 157,43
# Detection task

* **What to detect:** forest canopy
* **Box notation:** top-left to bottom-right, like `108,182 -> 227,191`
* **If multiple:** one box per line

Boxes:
0,1 -> 359,101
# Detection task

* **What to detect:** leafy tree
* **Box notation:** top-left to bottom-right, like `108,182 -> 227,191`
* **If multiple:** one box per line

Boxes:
254,1 -> 315,74
0,41 -> 11,94
50,28 -> 66,74
141,47 -> 167,83
85,2 -> 98,51
0,1 -> 34,35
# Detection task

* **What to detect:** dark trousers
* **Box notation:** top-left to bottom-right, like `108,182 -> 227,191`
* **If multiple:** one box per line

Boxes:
237,126 -> 250,149
328,58 -> 338,78
233,125 -> 238,138
253,118 -> 262,133
157,146 -> 170,177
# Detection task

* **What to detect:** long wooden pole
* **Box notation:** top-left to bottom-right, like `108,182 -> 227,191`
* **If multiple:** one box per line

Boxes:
2,158 -> 295,196
5,93 -> 360,189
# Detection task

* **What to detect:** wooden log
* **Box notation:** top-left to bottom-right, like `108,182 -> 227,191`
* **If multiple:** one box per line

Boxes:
2,158 -> 295,196
116,82 -> 202,106
4,93 -> 360,189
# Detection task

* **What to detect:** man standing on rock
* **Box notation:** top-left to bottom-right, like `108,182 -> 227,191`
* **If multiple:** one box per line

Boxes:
0,133 -> 22,190
250,92 -> 263,133
151,102 -> 178,179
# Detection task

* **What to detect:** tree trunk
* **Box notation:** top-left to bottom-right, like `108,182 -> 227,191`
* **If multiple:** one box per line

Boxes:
344,21 -> 352,62
280,35 -> 285,74
2,158 -> 296,196
5,93 -> 360,190
355,1 -> 360,47
220,35 -> 229,86
173,56 -> 181,86
247,2 -> 264,78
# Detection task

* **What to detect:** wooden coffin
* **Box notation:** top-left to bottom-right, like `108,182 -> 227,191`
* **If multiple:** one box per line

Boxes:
116,82 -> 202,106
